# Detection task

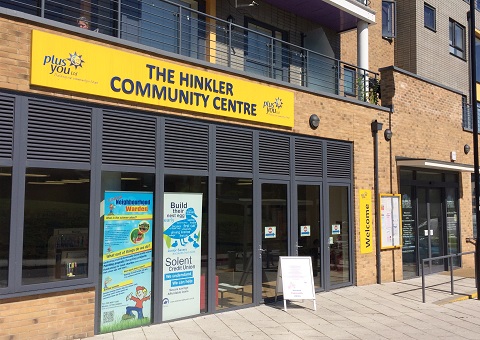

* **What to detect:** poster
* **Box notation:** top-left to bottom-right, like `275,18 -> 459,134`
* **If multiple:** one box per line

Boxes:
359,189 -> 373,254
162,193 -> 203,321
100,191 -> 153,333
380,194 -> 402,249
275,256 -> 316,311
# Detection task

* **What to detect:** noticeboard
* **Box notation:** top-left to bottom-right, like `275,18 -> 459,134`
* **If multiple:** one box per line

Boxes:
275,256 -> 316,311
380,194 -> 402,249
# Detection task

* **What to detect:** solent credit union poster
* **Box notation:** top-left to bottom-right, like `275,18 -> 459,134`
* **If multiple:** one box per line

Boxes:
162,193 -> 203,321
100,191 -> 153,333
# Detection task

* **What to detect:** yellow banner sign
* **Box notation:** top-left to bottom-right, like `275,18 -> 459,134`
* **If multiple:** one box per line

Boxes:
359,189 -> 373,254
30,30 -> 294,127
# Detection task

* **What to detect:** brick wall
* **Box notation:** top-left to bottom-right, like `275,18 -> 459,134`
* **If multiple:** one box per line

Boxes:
0,288 -> 95,340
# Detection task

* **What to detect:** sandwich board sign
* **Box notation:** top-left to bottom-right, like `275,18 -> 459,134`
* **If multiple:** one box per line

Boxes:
275,256 -> 316,311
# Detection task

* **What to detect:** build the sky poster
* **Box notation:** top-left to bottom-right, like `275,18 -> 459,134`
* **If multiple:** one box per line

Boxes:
162,193 -> 203,321
100,191 -> 153,333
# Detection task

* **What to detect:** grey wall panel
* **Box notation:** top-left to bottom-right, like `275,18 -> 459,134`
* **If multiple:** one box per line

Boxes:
102,110 -> 156,167
326,141 -> 351,179
27,99 -> 91,163
215,126 -> 253,173
295,137 -> 322,178
258,131 -> 290,176
0,94 -> 14,160
164,118 -> 209,171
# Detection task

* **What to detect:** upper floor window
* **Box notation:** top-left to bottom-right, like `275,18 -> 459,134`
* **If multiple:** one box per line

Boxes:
424,3 -> 436,31
449,19 -> 465,59
382,1 -> 396,38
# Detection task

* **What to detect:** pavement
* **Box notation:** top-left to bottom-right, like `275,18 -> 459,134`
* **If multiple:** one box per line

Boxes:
88,273 -> 480,340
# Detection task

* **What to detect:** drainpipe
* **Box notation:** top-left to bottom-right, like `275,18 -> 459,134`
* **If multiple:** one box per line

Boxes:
371,120 -> 383,284
468,2 -> 480,300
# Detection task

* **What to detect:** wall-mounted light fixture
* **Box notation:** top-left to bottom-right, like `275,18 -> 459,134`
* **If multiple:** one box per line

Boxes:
384,128 -> 393,141
465,144 -> 471,154
309,114 -> 320,129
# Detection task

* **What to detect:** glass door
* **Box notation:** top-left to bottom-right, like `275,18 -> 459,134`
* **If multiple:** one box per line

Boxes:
418,187 -> 445,273
260,182 -> 288,301
297,184 -> 322,290
327,185 -> 351,288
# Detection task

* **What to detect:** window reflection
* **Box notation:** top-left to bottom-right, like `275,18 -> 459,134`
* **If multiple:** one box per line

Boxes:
22,168 -> 90,285
216,177 -> 253,309
0,167 -> 12,287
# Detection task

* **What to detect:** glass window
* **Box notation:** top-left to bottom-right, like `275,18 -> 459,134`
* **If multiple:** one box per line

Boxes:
449,19 -> 465,59
476,38 -> 480,82
215,177 -> 253,310
0,167 -> 12,288
344,67 -> 356,96
164,175 -> 208,315
382,1 -> 396,38
0,0 -> 39,16
22,168 -> 90,285
99,172 -> 155,331
424,3 -> 435,31
329,186 -> 350,285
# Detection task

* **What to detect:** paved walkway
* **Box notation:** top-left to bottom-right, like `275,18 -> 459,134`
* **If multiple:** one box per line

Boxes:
89,273 -> 480,340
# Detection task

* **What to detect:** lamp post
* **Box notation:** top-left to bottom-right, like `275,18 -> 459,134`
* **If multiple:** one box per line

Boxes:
468,1 -> 480,300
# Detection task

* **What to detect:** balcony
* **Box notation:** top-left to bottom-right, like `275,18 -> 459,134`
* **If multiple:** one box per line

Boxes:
0,0 -> 379,104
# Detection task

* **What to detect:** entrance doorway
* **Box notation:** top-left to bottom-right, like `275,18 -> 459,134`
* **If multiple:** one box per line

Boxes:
418,187 -> 445,273
260,182 -> 288,301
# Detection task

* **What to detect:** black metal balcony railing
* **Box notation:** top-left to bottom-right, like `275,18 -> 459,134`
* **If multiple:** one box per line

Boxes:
1,0 -> 379,104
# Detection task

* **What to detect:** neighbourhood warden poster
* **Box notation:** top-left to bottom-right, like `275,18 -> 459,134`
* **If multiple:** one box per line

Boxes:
162,193 -> 203,321
100,191 -> 153,333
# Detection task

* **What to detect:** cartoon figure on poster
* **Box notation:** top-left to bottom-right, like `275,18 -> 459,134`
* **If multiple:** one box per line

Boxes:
123,286 -> 151,320
100,191 -> 153,333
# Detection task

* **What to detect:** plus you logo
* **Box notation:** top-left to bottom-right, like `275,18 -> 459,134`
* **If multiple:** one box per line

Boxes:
42,52 -> 85,76
263,97 -> 283,114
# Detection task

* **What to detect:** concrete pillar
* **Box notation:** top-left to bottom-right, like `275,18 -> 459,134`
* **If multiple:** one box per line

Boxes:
357,20 -> 369,98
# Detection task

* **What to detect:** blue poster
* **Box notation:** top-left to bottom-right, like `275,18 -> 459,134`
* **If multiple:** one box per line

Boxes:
100,191 -> 153,333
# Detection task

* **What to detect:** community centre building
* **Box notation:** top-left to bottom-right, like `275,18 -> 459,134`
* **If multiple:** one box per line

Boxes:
0,0 -> 478,338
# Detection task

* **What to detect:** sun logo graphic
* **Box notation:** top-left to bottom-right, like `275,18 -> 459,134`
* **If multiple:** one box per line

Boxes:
68,52 -> 85,69
263,97 -> 283,114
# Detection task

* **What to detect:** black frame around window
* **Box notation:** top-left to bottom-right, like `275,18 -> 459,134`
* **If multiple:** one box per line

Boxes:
449,19 -> 465,59
382,1 -> 396,38
424,3 -> 436,31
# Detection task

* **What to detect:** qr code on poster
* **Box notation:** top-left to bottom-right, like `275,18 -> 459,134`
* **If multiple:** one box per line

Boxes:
103,311 -> 114,323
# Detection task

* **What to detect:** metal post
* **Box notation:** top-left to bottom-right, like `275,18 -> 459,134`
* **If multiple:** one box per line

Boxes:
450,256 -> 454,295
371,120 -> 383,284
421,260 -> 425,303
469,1 -> 480,301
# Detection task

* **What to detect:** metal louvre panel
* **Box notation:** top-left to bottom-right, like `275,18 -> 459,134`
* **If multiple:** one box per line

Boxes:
259,132 -> 290,176
27,99 -> 91,162
164,118 -> 209,170
102,110 -> 156,166
326,141 -> 352,179
0,94 -> 14,159
295,137 -> 322,177
216,126 -> 253,173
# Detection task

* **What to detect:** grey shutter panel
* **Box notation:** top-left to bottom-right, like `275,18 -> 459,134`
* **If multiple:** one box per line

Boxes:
259,132 -> 290,176
326,141 -> 351,179
164,118 -> 209,171
295,137 -> 322,177
102,110 -> 156,166
27,99 -> 91,162
0,94 -> 14,160
216,126 -> 253,173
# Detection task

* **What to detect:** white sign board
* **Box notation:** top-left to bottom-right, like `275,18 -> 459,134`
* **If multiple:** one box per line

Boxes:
380,194 -> 402,249
162,193 -> 203,321
275,256 -> 316,311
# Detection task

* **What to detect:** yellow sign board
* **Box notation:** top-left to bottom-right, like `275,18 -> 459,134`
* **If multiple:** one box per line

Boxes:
30,30 -> 294,127
359,189 -> 373,254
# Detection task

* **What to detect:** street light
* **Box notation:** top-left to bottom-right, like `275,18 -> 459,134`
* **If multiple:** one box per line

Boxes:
468,2 -> 480,300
